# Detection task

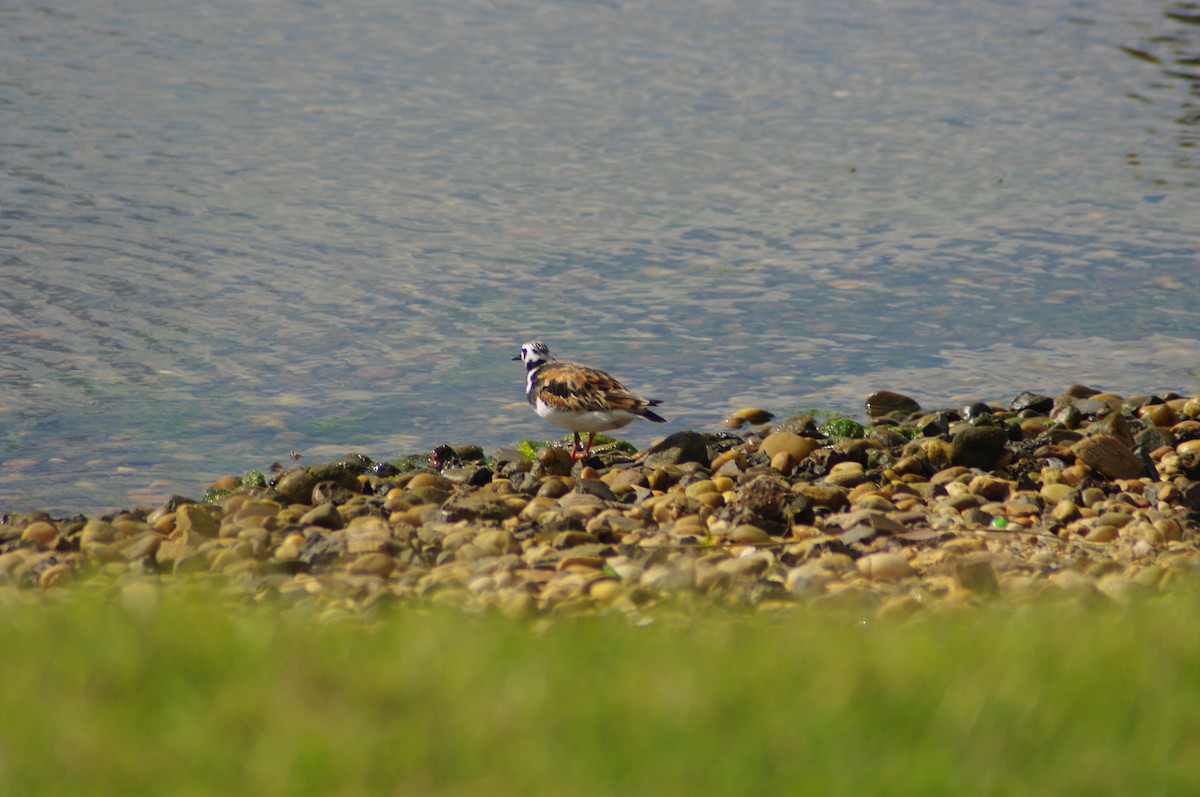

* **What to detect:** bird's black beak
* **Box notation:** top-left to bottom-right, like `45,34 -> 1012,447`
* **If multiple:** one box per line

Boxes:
511,354 -> 521,361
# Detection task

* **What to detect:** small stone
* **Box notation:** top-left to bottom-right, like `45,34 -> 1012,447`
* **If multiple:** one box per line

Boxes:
175,504 -> 221,538
730,524 -> 772,544
643,431 -> 710,467
856,553 -> 915,581
348,553 -> 396,578
21,521 -> 58,546
724,408 -> 775,429
759,432 -> 819,462
954,556 -> 999,596
1085,525 -> 1119,543
38,563 -> 72,590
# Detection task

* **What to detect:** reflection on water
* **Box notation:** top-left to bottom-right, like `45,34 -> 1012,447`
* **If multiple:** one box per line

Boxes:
1,0 -> 1198,513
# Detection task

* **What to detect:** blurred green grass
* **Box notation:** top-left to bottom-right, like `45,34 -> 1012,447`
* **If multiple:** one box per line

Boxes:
1,589 -> 1198,797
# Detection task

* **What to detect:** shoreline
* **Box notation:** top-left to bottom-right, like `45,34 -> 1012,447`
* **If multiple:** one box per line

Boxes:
2,384 -> 1199,619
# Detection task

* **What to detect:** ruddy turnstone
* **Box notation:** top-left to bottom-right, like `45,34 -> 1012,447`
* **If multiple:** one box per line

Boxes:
513,340 -> 667,460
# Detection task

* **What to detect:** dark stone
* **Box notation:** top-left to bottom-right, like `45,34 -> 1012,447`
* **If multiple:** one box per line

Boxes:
1091,411 -> 1135,449
1066,398 -> 1111,418
726,473 -> 813,534
960,402 -> 994,420
441,489 -> 515,523
552,531 -> 599,549
1009,391 -> 1054,414
917,410 -> 960,438
950,425 -> 1009,469
371,461 -> 400,478
312,482 -> 357,506
299,529 -> 346,567
1137,426 -> 1177,452
299,502 -> 344,531
770,413 -> 821,436
575,479 -> 617,502
643,431 -> 710,467
865,390 -> 921,418
1179,483 -> 1200,512
273,460 -> 363,505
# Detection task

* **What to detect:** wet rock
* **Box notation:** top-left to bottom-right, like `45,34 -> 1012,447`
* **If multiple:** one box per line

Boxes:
950,425 -> 1008,469
759,432 -> 819,462
724,407 -> 775,429
300,502 -> 345,531
866,390 -> 921,418
175,505 -> 220,538
1072,434 -> 1145,480
1009,391 -> 1054,414
643,431 -> 709,467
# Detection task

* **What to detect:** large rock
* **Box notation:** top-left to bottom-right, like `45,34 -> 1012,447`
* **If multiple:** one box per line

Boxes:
950,425 -> 1008,470
1072,434 -> 1145,480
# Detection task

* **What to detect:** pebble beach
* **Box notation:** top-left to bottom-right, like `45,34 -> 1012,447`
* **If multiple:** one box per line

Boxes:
4,384 -> 1200,622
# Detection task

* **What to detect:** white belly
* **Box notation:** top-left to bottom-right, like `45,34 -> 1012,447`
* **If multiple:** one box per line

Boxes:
533,399 -> 638,433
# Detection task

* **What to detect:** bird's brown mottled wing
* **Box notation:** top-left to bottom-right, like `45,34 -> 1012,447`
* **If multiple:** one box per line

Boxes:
534,361 -> 654,414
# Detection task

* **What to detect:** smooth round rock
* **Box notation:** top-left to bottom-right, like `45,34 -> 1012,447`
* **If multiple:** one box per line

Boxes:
760,432 -> 819,462
866,391 -> 921,418
731,524 -> 772,544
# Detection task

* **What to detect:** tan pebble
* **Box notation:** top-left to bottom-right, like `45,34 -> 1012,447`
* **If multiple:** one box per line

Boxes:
1139,403 -> 1178,427
760,432 -> 819,462
716,552 -> 773,577
1182,398 -> 1200,418
407,472 -> 450,491
856,553 -> 915,581
942,536 -> 986,553
684,480 -> 718,498
1176,439 -> 1200,457
38,563 -> 72,589
1155,518 -> 1182,542
769,452 -> 795,474
1051,500 -> 1081,523
119,581 -> 161,616
731,524 -> 772,544
0,552 -> 26,578
954,557 -> 999,596
1048,570 -> 1099,599
1085,525 -> 1119,543
710,450 -> 743,472
500,591 -> 538,619
557,555 -> 606,572
349,552 -> 396,578
475,529 -> 515,555
726,407 -> 775,427
1095,512 -> 1133,529
209,474 -> 240,491
21,521 -> 58,546
825,461 -> 866,487
588,580 -> 626,603
968,475 -> 1011,501
795,484 -> 849,510
519,496 -> 558,521
175,504 -> 221,537
877,594 -> 924,619
1039,483 -> 1076,504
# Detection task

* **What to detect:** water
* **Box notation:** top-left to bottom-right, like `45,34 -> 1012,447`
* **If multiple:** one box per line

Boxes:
1,0 -> 1198,514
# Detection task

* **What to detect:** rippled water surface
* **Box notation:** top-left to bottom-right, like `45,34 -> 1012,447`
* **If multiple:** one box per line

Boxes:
2,0 -> 1199,512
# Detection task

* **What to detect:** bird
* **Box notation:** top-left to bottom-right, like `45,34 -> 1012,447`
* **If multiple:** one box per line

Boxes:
513,340 -> 667,460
